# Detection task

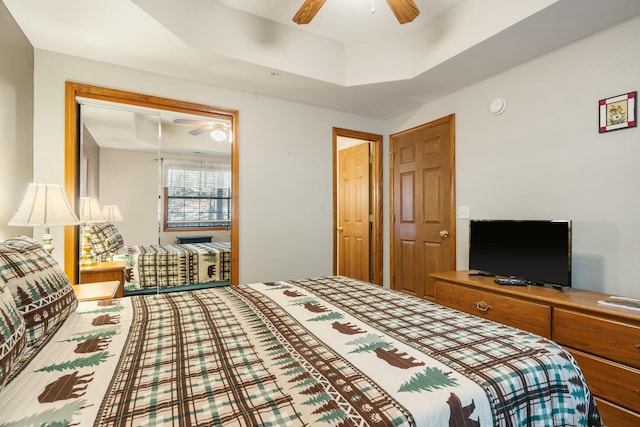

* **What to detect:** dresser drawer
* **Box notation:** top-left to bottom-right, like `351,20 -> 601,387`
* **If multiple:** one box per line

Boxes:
553,309 -> 640,369
568,348 -> 640,413
435,281 -> 551,337
595,397 -> 640,427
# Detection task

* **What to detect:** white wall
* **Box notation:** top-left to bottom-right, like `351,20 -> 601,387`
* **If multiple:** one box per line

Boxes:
388,15 -> 640,298
99,148 -> 159,246
30,51 -> 385,285
0,3 -> 33,241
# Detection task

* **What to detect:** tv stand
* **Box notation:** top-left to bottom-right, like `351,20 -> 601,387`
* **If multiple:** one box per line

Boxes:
431,270 -> 640,426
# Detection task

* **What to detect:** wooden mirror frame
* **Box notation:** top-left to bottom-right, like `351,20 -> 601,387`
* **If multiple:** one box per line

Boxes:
64,81 -> 239,286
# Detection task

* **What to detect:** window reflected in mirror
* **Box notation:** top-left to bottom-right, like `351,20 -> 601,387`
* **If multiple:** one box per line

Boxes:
163,159 -> 231,230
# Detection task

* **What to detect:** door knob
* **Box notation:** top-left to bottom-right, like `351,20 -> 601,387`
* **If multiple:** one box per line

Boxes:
337,226 -> 344,232
439,229 -> 449,238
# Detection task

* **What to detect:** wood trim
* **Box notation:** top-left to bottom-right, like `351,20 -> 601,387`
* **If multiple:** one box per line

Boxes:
64,81 -> 240,286
448,115 -> 457,270
332,127 -> 383,285
371,133 -> 383,285
230,107 -> 239,286
64,83 -> 80,285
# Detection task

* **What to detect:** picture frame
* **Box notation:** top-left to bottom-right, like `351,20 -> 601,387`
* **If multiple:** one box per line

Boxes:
599,91 -> 636,133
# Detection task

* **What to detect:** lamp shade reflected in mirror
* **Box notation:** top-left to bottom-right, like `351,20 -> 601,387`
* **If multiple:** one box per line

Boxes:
101,205 -> 123,222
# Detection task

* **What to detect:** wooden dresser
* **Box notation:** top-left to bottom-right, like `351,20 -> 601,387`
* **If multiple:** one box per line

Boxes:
431,270 -> 640,426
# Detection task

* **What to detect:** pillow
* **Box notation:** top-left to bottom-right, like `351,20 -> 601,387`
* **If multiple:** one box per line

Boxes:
0,236 -> 77,345
0,281 -> 26,390
89,222 -> 124,260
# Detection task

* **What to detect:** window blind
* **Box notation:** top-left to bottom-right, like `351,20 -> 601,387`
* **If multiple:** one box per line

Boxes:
162,159 -> 231,229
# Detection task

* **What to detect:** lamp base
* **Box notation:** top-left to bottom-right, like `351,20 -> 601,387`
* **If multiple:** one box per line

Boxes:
79,254 -> 97,267
41,232 -> 54,253
79,225 -> 97,266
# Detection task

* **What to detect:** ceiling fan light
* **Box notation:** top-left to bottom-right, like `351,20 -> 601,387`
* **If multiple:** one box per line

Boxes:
210,128 -> 228,142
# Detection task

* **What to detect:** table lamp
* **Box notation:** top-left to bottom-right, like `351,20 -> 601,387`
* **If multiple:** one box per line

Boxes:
8,183 -> 80,253
79,197 -> 105,266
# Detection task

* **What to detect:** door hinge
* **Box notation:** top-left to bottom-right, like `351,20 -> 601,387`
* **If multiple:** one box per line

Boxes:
369,155 -> 374,164
369,214 -> 374,223
390,152 -> 394,162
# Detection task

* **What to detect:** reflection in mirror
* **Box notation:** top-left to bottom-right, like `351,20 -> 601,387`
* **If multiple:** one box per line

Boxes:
76,98 -> 233,296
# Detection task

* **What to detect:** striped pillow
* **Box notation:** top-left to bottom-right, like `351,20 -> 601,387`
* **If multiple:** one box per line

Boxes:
0,281 -> 26,390
0,236 -> 77,345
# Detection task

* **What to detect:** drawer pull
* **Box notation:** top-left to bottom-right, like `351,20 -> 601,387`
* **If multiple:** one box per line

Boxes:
635,344 -> 640,350
475,301 -> 492,312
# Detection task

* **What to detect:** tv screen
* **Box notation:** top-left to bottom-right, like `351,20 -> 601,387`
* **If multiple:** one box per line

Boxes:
469,220 -> 572,287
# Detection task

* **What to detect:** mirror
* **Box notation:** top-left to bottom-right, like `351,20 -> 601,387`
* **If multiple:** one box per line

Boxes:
79,101 -> 161,248
64,82 -> 239,289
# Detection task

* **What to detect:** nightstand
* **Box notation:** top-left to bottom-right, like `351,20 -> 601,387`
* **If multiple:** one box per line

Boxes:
80,261 -> 126,298
72,280 -> 120,302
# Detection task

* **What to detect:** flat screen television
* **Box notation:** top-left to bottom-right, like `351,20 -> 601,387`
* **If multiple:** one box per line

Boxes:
468,219 -> 572,288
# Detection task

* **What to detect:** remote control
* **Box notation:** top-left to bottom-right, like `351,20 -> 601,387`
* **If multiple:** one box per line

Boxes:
494,278 -> 528,286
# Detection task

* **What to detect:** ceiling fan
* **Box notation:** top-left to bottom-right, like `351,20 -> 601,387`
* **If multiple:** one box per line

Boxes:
173,118 -> 231,142
293,0 -> 420,25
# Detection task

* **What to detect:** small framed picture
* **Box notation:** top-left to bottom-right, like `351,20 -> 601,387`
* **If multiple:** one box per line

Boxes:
599,91 -> 636,133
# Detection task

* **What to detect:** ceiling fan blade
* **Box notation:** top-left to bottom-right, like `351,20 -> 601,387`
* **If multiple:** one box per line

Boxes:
293,0 -> 326,25
386,0 -> 420,24
173,118 -> 209,125
189,125 -> 213,136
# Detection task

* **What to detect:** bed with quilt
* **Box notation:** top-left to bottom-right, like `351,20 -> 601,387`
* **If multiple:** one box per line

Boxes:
121,241 -> 231,292
0,237 -> 601,426
88,222 -> 231,293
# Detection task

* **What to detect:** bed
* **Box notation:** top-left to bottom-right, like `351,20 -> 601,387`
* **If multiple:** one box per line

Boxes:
0,237 -> 601,426
121,241 -> 231,292
88,222 -> 231,293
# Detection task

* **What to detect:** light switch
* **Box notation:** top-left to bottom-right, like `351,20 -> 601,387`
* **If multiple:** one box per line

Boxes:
458,206 -> 470,219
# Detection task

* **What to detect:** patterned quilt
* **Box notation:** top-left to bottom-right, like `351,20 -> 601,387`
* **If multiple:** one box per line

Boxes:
0,276 -> 601,426
123,242 -> 231,289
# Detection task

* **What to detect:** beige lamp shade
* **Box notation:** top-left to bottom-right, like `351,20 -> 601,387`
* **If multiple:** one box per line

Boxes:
79,197 -> 105,223
101,205 -> 123,222
9,183 -> 79,227
8,183 -> 79,253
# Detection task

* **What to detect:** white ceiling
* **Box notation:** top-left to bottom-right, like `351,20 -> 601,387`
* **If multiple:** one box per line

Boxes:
79,98 -> 233,155
217,0 -> 459,44
4,0 -> 640,119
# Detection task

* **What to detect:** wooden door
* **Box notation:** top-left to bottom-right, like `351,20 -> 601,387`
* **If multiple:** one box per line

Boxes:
338,143 -> 370,281
390,115 -> 455,299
